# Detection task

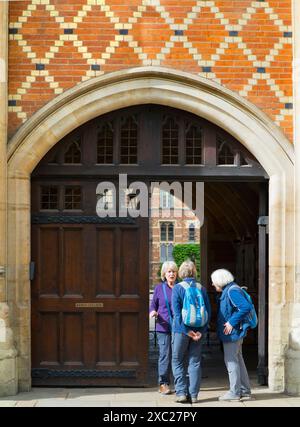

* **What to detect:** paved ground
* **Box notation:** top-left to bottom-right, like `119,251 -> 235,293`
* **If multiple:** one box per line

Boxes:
1,378 -> 300,407
1,339 -> 300,407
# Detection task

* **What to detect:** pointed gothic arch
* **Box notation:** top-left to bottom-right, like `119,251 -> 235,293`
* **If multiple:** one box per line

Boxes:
7,67 -> 294,392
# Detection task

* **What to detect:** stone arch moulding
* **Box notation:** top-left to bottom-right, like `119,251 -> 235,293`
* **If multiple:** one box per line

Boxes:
7,67 -> 295,393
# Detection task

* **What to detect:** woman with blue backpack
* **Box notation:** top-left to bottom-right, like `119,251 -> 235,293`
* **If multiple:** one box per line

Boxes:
149,261 -> 178,395
172,260 -> 211,403
211,268 -> 257,402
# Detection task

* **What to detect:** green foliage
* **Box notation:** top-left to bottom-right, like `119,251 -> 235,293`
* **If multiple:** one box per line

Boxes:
172,244 -> 201,278
157,262 -> 163,279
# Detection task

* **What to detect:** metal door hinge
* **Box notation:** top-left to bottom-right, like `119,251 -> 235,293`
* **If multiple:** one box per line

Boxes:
257,216 -> 268,226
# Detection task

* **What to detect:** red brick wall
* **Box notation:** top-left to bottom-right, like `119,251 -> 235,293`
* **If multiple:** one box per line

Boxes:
8,0 -> 293,141
150,215 -> 200,288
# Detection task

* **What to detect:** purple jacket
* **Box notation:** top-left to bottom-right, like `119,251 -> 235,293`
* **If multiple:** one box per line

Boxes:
149,282 -> 173,333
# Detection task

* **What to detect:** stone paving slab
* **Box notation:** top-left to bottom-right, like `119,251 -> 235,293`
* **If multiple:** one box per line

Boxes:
111,402 -> 158,407
1,388 -> 68,401
15,401 -> 37,407
35,400 -> 112,407
0,400 -> 17,407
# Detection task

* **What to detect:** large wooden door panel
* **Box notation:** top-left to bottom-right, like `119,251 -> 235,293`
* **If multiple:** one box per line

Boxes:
120,228 -> 140,295
96,313 -> 117,366
39,312 -> 59,366
63,313 -> 84,366
37,227 -> 60,296
31,218 -> 149,386
63,228 -> 84,297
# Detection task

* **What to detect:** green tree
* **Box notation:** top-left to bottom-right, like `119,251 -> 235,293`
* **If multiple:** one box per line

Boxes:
172,244 -> 200,278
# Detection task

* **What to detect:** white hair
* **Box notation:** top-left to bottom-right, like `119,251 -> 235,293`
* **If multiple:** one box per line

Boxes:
161,261 -> 178,281
211,269 -> 234,288
178,260 -> 197,279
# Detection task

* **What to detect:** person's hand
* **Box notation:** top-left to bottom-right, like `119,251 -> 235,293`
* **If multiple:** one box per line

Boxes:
187,331 -> 202,341
149,310 -> 158,318
223,322 -> 233,335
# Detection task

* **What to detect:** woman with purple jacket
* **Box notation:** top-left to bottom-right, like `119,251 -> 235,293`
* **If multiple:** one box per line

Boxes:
149,261 -> 178,395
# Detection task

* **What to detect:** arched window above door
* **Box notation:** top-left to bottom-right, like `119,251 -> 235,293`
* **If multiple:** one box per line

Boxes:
64,139 -> 81,164
97,121 -> 114,164
185,123 -> 202,165
37,105 -> 266,179
162,116 -> 179,165
120,116 -> 138,164
217,136 -> 235,165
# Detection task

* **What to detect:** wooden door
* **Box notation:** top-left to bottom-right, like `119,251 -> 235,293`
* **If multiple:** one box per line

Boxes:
31,217 -> 149,386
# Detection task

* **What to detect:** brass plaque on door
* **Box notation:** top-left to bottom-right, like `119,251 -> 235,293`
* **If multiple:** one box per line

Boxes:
75,303 -> 104,308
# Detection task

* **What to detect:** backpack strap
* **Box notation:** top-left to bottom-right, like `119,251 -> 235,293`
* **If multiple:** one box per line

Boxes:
179,280 -> 202,291
179,281 -> 189,290
195,282 -> 203,291
162,283 -> 173,329
227,284 -> 243,308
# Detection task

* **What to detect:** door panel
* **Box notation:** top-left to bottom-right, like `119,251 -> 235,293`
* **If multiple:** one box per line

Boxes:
120,313 -> 139,364
120,228 -> 139,295
39,228 -> 60,295
63,228 -> 84,296
63,313 -> 84,365
31,217 -> 149,386
96,228 -> 115,295
40,313 -> 59,365
96,313 -> 117,365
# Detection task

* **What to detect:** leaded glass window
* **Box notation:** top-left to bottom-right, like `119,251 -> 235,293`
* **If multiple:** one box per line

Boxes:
160,222 -> 174,242
217,136 -> 235,165
185,124 -> 202,164
189,224 -> 195,242
40,186 -> 59,210
120,116 -> 138,164
97,122 -> 114,164
64,186 -> 82,210
162,116 -> 179,164
64,139 -> 81,164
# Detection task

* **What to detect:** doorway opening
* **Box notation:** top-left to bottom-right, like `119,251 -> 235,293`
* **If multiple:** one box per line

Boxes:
148,179 -> 268,387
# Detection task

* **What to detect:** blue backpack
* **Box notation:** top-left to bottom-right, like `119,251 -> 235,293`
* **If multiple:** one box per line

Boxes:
180,281 -> 208,328
228,285 -> 258,329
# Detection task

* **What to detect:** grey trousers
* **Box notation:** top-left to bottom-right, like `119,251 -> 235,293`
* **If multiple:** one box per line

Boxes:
223,339 -> 251,396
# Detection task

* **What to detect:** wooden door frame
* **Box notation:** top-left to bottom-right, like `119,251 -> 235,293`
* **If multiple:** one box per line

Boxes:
257,184 -> 269,385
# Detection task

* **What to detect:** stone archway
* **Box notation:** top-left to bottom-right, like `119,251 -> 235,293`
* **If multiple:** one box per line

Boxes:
7,67 -> 294,393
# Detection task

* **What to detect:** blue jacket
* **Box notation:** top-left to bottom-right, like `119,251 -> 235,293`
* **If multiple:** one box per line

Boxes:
172,278 -> 211,336
217,282 -> 252,342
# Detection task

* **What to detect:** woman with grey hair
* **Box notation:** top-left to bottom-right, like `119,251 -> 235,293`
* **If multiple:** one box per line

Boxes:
172,260 -> 211,403
149,261 -> 178,395
211,268 -> 252,401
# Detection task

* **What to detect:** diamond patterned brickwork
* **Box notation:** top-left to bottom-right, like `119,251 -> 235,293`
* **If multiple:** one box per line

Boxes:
8,0 -> 293,141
